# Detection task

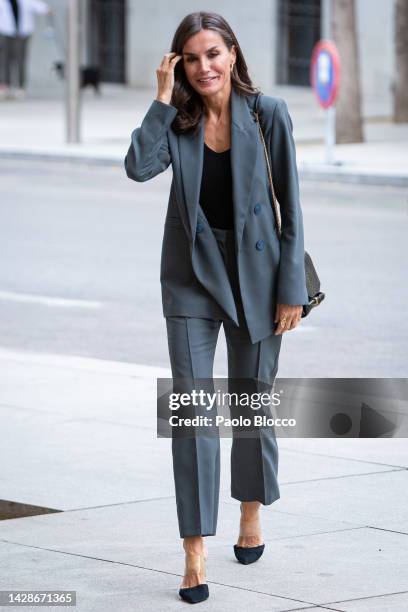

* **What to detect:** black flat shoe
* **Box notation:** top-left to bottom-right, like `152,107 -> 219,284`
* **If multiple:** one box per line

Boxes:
234,502 -> 265,564
233,542 -> 265,565
179,583 -> 209,604
179,550 -> 209,603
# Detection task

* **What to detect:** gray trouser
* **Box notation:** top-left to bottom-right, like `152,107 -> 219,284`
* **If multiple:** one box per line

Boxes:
0,34 -> 30,88
166,227 -> 283,538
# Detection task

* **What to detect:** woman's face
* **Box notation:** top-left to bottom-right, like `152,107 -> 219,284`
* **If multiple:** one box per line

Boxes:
181,29 -> 236,97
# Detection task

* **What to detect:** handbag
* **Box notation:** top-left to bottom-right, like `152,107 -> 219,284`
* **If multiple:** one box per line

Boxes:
252,93 -> 325,318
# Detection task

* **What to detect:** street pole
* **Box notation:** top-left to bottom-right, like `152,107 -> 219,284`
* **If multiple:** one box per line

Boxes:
322,0 -> 335,164
66,0 -> 80,143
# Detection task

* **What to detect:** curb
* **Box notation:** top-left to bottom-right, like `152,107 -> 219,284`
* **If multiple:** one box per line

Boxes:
0,150 -> 122,168
1,150 -> 407,187
298,165 -> 408,187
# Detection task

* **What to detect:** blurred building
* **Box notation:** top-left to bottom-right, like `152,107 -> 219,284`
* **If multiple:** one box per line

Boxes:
29,0 -> 396,117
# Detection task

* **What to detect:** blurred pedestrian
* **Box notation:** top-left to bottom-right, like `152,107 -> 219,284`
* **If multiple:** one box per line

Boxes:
0,0 -> 51,100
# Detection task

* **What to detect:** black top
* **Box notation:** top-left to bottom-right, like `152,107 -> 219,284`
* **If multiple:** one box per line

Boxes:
199,142 -> 234,230
8,0 -> 19,28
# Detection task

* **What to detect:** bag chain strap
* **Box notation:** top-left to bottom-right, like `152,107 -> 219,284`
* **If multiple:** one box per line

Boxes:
253,100 -> 282,238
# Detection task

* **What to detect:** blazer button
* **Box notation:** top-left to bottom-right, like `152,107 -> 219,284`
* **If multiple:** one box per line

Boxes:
196,222 -> 204,234
254,203 -> 261,215
256,239 -> 265,251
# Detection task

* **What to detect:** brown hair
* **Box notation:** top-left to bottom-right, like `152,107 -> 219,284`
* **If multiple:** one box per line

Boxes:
169,11 -> 260,135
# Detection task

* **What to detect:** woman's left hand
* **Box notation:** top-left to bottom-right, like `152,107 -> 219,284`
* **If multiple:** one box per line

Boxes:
274,303 -> 303,335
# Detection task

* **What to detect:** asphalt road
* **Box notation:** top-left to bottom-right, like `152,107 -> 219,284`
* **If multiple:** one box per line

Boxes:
0,158 -> 407,376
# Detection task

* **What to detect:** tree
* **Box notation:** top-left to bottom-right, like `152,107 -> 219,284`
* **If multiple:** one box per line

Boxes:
331,0 -> 364,143
393,0 -> 408,122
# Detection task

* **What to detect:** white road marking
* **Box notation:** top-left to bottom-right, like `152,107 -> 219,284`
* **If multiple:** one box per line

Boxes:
0,346 -> 172,377
0,291 -> 103,309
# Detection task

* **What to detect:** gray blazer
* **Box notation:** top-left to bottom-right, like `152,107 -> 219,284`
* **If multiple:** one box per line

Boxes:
124,87 -> 308,344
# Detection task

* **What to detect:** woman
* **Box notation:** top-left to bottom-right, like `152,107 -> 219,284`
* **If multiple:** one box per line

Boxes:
125,11 -> 308,604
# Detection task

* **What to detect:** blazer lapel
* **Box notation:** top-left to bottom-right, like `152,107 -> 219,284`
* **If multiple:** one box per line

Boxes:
178,113 -> 204,245
230,88 -> 260,251
178,87 -> 259,250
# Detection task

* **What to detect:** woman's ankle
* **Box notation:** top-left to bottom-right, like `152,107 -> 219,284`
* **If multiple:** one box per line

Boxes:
181,536 -> 207,588
183,535 -> 205,555
241,501 -> 261,520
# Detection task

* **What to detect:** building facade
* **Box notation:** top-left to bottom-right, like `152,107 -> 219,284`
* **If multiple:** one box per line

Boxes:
27,0 -> 396,117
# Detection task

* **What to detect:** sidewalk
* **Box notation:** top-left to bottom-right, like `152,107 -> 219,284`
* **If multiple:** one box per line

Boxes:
0,84 -> 407,186
0,346 -> 407,611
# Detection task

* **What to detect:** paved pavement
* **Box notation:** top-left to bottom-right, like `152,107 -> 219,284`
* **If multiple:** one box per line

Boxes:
0,347 -> 408,611
0,84 -> 407,185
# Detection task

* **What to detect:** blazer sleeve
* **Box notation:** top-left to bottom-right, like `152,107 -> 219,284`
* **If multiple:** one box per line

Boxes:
124,99 -> 178,182
269,99 -> 309,306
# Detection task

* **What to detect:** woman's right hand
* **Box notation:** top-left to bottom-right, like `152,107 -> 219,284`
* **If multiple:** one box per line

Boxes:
156,52 -> 183,105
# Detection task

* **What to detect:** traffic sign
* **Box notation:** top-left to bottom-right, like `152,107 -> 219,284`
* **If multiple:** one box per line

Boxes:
310,40 -> 340,108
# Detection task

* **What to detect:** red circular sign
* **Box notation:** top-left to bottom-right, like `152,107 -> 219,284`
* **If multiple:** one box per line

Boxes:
310,40 -> 341,108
